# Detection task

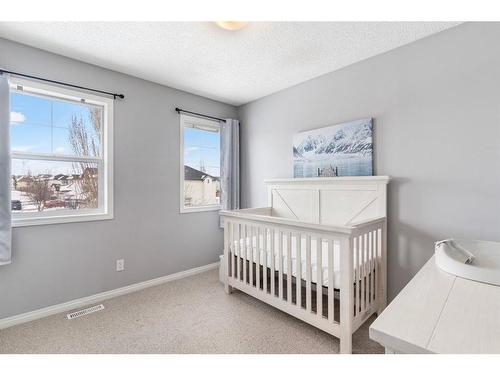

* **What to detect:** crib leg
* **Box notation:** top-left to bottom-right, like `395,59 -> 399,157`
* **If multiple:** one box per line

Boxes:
377,221 -> 387,315
224,259 -> 233,294
340,237 -> 354,354
340,333 -> 352,354
377,300 -> 386,316
223,222 -> 233,295
377,286 -> 387,316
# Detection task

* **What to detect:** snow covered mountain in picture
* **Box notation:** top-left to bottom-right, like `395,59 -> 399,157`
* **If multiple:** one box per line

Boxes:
293,118 -> 373,178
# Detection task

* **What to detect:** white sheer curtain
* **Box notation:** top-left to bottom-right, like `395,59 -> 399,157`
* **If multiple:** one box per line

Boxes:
0,74 -> 11,265
219,118 -> 240,228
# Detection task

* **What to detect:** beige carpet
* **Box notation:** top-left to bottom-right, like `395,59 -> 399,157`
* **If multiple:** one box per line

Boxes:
0,269 -> 383,354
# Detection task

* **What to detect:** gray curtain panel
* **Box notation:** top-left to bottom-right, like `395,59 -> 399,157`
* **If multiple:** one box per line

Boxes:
219,118 -> 240,228
0,74 -> 11,265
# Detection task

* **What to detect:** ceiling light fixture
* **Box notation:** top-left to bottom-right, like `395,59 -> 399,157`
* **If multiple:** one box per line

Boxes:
215,21 -> 248,31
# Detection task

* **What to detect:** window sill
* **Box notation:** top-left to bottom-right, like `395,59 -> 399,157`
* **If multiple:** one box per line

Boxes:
180,205 -> 221,214
12,212 -> 114,227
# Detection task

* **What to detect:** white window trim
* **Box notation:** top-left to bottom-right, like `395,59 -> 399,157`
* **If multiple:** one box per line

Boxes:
179,113 -> 221,214
9,77 -> 114,227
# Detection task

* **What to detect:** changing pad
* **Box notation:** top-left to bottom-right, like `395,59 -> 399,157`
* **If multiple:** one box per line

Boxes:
435,238 -> 500,286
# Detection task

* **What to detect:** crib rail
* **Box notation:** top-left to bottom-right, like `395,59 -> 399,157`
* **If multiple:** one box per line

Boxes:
222,212 -> 386,348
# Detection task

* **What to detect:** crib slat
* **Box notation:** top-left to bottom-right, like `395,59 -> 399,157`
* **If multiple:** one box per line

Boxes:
367,231 -> 371,304
316,237 -> 323,317
372,230 -> 376,302
229,221 -> 234,279
362,234 -> 366,314
356,236 -> 361,316
369,231 -> 374,305
367,232 -> 370,307
225,221 -> 230,279
328,239 -> 334,323
361,233 -> 367,313
287,232 -> 292,304
352,236 -> 356,314
372,230 -> 376,303
296,233 -> 302,308
263,227 -> 268,293
247,225 -> 253,287
270,228 -> 275,296
278,231 -> 284,300
374,229 -> 379,303
236,223 -> 241,281
356,235 -> 364,315
237,224 -> 241,282
242,224 -> 247,283
306,235 -> 312,312
223,220 -> 228,273
256,227 -> 261,290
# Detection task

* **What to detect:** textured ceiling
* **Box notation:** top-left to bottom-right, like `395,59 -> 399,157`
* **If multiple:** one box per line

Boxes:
0,22 -> 460,105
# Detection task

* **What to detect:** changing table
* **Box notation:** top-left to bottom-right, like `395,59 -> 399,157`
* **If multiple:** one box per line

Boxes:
369,256 -> 500,353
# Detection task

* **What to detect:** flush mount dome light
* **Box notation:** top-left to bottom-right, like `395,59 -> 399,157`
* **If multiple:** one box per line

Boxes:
215,21 -> 248,30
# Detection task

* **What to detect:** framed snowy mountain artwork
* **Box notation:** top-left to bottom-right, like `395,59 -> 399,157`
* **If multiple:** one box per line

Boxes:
293,118 -> 373,177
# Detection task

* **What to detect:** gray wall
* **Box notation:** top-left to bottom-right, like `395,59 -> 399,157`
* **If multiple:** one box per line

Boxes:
0,38 -> 236,319
238,22 -> 500,300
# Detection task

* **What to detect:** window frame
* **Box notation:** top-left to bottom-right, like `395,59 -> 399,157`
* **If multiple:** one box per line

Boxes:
9,77 -> 114,227
179,113 -> 222,214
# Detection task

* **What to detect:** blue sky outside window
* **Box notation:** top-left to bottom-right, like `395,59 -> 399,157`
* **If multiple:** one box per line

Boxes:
183,126 -> 220,177
10,91 -> 102,173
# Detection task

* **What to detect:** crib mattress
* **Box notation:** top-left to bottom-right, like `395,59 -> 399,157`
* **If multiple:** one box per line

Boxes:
231,234 -> 374,289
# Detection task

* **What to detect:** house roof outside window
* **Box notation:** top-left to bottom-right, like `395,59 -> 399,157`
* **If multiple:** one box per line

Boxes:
184,165 -> 219,181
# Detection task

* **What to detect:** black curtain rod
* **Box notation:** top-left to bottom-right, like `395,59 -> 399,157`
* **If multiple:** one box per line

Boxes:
175,107 -> 226,122
0,68 -> 125,100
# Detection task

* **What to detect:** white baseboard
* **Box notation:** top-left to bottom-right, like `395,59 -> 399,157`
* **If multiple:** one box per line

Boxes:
0,261 -> 220,330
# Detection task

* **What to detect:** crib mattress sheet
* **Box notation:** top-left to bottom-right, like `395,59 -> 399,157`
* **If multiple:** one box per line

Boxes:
230,234 -> 374,289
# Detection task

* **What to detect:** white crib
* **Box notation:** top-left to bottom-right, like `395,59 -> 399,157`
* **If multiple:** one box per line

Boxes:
220,176 -> 389,354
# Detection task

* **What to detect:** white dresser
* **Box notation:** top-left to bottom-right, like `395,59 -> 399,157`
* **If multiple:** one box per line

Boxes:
369,256 -> 500,353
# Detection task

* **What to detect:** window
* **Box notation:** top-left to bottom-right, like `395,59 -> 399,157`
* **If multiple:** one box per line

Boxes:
9,77 -> 113,226
180,114 -> 221,213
